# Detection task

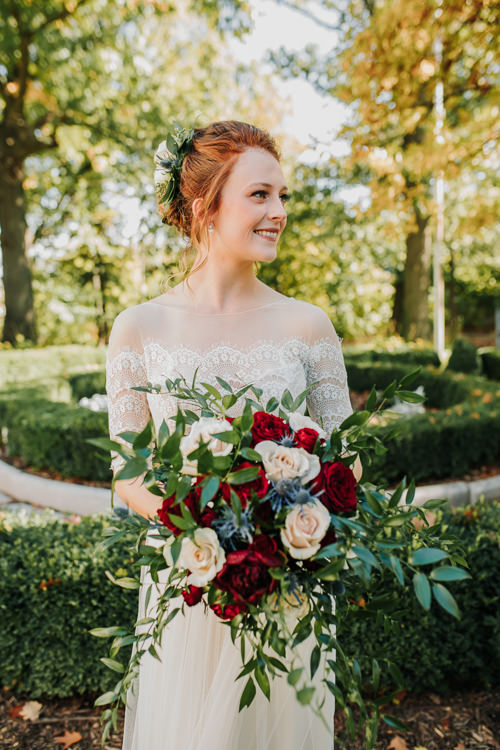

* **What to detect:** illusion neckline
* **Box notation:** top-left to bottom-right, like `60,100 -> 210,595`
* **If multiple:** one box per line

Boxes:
144,298 -> 294,316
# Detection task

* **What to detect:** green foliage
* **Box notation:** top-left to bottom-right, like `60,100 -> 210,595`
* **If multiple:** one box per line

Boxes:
447,337 -> 482,375
0,512 -> 137,698
337,499 -> 500,693
479,348 -> 500,381
0,345 -> 105,388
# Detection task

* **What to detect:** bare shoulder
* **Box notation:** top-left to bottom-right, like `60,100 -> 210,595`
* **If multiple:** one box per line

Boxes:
279,298 -> 340,341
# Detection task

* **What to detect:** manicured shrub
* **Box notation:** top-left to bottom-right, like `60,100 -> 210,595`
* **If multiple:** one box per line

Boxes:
345,348 -> 440,368
480,347 -> 500,381
337,499 -> 500,693
363,407 -> 500,485
1,397 -> 110,481
67,371 -> 106,401
0,345 -> 106,388
0,512 -> 137,698
345,362 -> 469,409
447,337 -> 481,374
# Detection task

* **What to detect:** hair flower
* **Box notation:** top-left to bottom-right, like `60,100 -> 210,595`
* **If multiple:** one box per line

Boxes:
154,121 -> 194,208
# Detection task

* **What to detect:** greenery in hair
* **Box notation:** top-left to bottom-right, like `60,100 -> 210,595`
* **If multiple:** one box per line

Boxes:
155,121 -> 195,208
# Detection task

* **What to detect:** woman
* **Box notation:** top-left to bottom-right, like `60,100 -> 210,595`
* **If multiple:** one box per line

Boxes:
106,120 -> 361,750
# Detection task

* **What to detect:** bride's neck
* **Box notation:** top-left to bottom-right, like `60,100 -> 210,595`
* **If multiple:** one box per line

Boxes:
178,256 -> 264,313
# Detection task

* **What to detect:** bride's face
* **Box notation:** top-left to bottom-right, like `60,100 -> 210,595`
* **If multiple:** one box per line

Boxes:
209,148 -> 288,263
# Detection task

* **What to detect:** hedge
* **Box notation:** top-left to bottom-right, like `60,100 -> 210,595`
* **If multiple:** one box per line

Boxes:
0,345 -> 105,388
480,348 -> 500,381
344,362 -> 469,409
1,501 -> 498,698
67,371 -> 106,401
0,395 -> 110,481
338,498 -> 500,693
0,513 -> 137,698
344,348 -> 440,368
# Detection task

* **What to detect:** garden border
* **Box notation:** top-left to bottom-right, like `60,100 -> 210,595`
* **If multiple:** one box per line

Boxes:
0,457 -> 498,516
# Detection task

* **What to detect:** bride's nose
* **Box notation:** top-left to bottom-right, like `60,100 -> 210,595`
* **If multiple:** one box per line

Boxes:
268,195 -> 287,222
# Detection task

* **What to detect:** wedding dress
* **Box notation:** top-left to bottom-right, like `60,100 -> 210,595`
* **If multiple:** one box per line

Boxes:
105,295 -> 353,750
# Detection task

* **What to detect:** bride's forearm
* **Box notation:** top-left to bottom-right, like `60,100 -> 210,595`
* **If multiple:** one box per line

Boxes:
113,474 -> 162,520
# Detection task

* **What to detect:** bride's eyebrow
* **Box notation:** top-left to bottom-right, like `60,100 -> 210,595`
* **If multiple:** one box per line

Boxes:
247,182 -> 289,192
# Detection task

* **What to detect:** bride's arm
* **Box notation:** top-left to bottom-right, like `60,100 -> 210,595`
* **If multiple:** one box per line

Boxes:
305,310 -> 362,482
106,310 -> 162,520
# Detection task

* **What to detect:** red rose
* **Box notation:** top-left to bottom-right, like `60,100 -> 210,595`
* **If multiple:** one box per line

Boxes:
158,489 -> 200,536
294,427 -> 319,453
214,535 -> 283,605
221,462 -> 269,508
312,461 -> 357,514
250,411 -> 290,446
200,507 -> 216,527
210,602 -> 247,620
182,585 -> 203,606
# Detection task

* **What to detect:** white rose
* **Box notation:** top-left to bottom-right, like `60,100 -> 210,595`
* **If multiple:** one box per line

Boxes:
288,411 -> 326,439
177,527 -> 226,586
180,417 -> 233,476
254,440 -> 320,484
280,500 -> 330,560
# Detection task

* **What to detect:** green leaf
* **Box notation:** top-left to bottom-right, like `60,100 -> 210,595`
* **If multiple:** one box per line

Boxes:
413,572 -> 431,610
382,714 -> 409,732
410,547 -> 448,565
89,626 -> 127,638
239,677 -> 256,710
255,667 -> 271,700
405,477 -> 416,505
287,667 -> 302,686
215,376 -> 233,392
362,490 -> 384,515
399,367 -> 422,388
297,687 -> 315,705
352,545 -> 379,569
397,390 -> 426,403
366,385 -> 377,411
200,476 -> 220,508
94,691 -> 116,707
240,447 -> 262,462
115,456 -> 148,480
227,466 -> 260,484
310,645 -> 321,678
430,566 -> 471,582
100,657 -> 125,673
422,497 -> 448,510
339,410 -> 370,428
86,437 -> 123,451
432,583 -> 461,619
133,421 -> 153,449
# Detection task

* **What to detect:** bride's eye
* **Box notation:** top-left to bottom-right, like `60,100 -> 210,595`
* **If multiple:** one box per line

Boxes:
280,193 -> 290,204
252,190 -> 268,199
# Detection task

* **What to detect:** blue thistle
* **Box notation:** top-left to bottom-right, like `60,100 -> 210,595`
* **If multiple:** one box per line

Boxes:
269,478 -> 322,512
212,505 -> 255,551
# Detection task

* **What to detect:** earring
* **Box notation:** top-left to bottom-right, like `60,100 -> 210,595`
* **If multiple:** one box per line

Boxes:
208,223 -> 214,233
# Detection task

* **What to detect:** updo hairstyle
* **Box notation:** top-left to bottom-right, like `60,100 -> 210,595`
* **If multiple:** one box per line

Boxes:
159,120 -> 280,248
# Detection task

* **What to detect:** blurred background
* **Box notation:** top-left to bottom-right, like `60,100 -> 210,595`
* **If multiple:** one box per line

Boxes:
1,0 -> 498,352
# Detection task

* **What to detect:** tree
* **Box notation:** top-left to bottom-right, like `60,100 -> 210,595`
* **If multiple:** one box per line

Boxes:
270,0 -> 499,340
0,0 -> 251,344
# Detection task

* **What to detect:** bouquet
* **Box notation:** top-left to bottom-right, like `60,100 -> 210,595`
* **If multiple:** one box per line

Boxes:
90,370 -> 469,748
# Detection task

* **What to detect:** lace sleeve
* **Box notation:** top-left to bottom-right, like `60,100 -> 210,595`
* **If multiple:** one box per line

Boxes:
305,313 -> 353,436
106,309 -> 151,475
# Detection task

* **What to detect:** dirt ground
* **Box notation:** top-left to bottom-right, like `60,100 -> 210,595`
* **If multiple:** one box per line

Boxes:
1,687 -> 498,750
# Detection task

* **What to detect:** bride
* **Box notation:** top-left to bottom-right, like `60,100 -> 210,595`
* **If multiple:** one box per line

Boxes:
106,120 -> 362,750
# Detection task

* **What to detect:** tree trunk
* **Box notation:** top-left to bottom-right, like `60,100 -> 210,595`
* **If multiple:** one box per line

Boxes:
401,208 -> 431,341
0,160 -> 36,344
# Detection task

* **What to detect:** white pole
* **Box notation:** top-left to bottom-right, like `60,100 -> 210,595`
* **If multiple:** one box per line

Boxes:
433,24 -> 446,360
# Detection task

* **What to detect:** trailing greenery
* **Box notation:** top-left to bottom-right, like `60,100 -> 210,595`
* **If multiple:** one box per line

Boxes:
480,347 -> 500,381
446,337 -> 482,375
0,500 -> 497,699
338,498 -> 500,693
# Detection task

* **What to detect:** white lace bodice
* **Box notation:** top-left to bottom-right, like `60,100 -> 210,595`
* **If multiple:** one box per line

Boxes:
105,297 -> 353,474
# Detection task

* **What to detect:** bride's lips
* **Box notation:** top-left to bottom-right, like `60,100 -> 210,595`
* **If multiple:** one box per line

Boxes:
253,228 -> 280,242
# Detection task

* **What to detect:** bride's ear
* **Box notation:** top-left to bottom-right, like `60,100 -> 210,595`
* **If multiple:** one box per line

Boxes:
192,197 -> 205,222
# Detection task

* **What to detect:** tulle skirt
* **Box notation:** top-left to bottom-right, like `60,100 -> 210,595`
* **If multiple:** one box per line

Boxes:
122,561 -> 334,750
